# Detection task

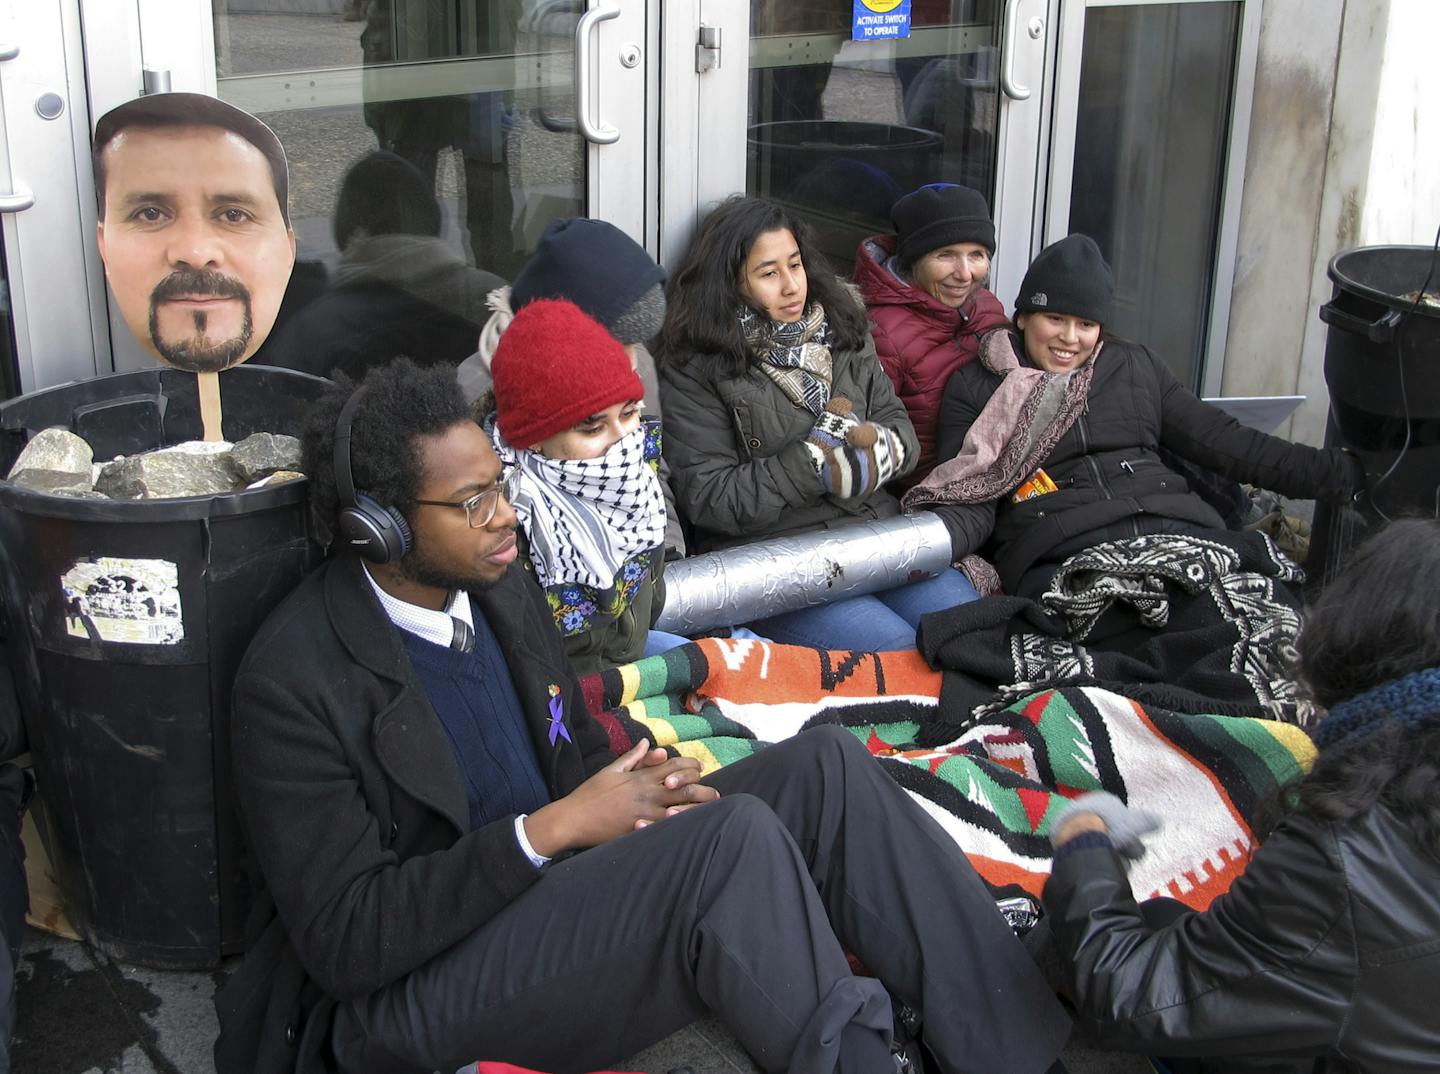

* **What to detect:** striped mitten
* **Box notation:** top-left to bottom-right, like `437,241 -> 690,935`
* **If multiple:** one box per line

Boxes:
817,423 -> 907,499
803,398 -> 859,474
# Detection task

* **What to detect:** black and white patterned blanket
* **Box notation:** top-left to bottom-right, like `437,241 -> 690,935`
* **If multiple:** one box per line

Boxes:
917,530 -> 1311,733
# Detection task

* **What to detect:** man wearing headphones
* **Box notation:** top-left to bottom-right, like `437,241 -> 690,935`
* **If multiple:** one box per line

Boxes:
215,357 -> 1069,1074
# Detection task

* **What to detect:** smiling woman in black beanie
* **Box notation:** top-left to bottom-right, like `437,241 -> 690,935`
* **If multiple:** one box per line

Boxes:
904,233 -> 1367,599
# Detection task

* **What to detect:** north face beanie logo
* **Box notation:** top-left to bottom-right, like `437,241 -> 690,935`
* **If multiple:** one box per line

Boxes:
1030,292 -> 1048,307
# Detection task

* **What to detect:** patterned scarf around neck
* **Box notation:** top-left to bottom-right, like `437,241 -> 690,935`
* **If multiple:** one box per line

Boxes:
738,301 -> 833,415
902,329 -> 1100,511
491,419 -> 667,593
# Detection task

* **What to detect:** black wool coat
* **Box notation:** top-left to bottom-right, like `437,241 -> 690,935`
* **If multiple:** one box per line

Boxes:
214,553 -> 613,1074
931,335 -> 1362,592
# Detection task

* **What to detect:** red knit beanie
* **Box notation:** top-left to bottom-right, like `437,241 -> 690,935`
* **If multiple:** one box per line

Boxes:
492,298 -> 644,448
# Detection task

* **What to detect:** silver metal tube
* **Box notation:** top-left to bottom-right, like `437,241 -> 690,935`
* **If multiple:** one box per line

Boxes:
655,513 -> 955,635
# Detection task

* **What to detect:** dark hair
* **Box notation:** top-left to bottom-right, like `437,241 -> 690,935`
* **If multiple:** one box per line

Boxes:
1261,519 -> 1440,857
1297,518 -> 1440,708
302,357 -> 474,542
93,92 -> 290,225
332,150 -> 441,249
657,195 -> 868,375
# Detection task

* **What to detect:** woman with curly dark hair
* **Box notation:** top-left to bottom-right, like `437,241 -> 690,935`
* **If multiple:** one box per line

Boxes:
1040,517 -> 1440,1072
657,195 -> 979,651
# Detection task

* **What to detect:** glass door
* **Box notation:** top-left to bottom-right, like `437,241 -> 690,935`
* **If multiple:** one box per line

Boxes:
209,0 -> 647,280
1045,0 -> 1260,393
678,0 -> 1054,301
75,0 -> 649,374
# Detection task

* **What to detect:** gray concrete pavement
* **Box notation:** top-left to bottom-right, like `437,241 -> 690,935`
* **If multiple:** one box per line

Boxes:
14,925 -> 1150,1074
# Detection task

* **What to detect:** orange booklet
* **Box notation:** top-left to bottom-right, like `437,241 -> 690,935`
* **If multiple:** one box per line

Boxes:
1011,467 -> 1059,503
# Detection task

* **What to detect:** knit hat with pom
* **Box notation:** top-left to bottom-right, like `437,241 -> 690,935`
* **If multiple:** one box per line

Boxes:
492,298 -> 644,448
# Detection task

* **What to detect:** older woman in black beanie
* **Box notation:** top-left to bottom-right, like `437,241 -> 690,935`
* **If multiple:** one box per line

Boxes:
854,184 -> 1008,487
906,234 -> 1366,598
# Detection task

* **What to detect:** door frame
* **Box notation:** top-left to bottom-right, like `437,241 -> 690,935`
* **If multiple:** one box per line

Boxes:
0,0 -> 113,393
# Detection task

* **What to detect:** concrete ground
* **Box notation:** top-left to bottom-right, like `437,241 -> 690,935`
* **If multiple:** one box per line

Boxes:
11,924 -> 1151,1074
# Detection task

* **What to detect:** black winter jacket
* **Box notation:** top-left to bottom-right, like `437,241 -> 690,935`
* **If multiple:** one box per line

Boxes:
214,554 -> 613,1074
1043,805 -> 1440,1071
932,335 -> 1361,592
659,335 -> 920,552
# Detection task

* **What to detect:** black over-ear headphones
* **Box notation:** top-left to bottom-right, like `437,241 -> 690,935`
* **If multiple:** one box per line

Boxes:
333,385 -> 413,564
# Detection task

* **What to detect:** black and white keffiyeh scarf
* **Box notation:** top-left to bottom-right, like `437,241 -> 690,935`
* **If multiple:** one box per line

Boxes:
739,302 -> 834,416
492,419 -> 667,591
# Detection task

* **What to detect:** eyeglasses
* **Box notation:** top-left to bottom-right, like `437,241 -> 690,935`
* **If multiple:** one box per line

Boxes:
413,468 -> 522,529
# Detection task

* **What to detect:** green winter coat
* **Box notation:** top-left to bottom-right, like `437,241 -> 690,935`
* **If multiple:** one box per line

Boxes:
659,334 -> 920,553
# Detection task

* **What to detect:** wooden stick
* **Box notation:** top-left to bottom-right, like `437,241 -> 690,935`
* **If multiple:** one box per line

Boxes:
197,371 -> 224,442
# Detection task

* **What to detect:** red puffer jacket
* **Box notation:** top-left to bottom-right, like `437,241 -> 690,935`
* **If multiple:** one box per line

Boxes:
854,234 -> 1008,486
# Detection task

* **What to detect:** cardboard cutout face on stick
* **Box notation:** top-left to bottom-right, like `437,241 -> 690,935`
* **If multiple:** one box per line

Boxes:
93,94 -> 296,374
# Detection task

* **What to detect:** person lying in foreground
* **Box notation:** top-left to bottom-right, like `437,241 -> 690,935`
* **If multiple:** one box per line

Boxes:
1044,517 -> 1440,1072
214,357 -> 1072,1074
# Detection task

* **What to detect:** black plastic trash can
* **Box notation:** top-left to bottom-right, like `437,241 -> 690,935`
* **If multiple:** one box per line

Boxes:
0,364 -> 328,967
1309,245 -> 1440,585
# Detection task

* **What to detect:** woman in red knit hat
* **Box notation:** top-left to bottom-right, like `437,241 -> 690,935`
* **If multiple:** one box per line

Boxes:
489,299 -> 687,677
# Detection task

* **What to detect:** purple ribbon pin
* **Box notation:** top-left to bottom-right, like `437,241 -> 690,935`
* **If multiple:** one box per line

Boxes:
547,693 -> 572,746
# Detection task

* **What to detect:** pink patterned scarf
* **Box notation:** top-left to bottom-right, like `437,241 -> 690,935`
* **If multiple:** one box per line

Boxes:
901,329 -> 1099,592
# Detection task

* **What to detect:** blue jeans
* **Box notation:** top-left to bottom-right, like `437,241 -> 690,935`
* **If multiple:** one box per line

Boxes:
643,629 -> 691,657
748,568 -> 979,652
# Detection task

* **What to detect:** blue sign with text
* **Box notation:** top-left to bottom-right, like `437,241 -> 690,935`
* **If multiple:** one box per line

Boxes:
852,0 -> 912,41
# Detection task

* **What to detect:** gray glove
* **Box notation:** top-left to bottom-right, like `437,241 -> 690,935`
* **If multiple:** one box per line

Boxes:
1050,791 -> 1162,861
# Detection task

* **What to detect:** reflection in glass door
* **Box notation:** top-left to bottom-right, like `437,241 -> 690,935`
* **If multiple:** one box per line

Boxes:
1053,0 -> 1253,392
203,0 -> 645,378
746,2 -> 1004,273
213,1 -> 593,282
1070,2 -> 1240,389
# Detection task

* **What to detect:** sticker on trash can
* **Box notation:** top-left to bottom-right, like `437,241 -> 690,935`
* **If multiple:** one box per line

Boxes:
61,558 -> 184,645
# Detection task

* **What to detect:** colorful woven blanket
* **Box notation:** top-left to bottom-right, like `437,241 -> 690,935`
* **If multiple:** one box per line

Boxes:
581,638 -> 1315,910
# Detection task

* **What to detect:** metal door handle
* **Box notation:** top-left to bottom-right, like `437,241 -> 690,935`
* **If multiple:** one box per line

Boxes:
1000,0 -> 1031,101
575,2 -> 620,145
0,44 -> 19,62
0,191 -> 34,213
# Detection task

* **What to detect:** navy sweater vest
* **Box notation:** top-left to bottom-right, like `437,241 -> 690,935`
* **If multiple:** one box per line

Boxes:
399,618 -> 550,831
